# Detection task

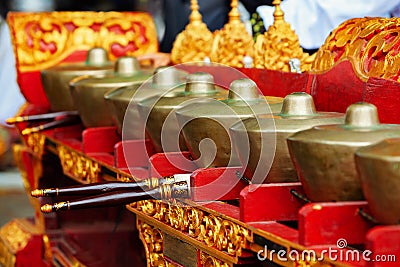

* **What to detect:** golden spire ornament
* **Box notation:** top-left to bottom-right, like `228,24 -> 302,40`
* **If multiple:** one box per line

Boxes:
254,0 -> 315,72
170,0 -> 214,64
210,0 -> 254,68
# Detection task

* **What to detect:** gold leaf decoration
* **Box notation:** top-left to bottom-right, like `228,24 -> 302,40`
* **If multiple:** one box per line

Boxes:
210,0 -> 254,68
312,17 -> 400,82
7,11 -> 158,72
171,0 -> 214,63
254,0 -> 314,72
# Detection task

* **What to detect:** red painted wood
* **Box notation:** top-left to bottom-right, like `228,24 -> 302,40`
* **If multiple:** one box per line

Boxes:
238,67 -> 312,97
190,166 -> 246,201
114,139 -> 155,168
13,104 -> 50,139
364,77 -> 400,124
311,60 -> 366,113
176,65 -> 311,97
365,225 -> 400,267
148,151 -> 196,178
200,201 -> 240,220
50,220 -> 145,267
52,123 -> 84,140
82,127 -> 120,154
240,183 -> 305,223
299,202 -> 373,246
17,71 -> 50,108
87,153 -> 114,168
177,64 -> 247,90
249,221 -> 299,243
16,50 -> 90,108
57,138 -> 83,151
127,167 -> 149,179
8,219 -> 49,267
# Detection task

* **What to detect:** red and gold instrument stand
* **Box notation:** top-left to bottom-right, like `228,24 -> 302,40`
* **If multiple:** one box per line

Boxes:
4,119 -> 400,267
3,11 -> 400,267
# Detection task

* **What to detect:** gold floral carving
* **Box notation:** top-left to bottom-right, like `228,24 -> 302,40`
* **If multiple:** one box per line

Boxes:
134,200 -> 251,257
210,0 -> 254,68
137,220 -> 170,267
25,132 -> 46,159
0,221 -> 32,252
117,172 -> 134,182
57,145 -> 100,183
200,251 -> 231,267
254,0 -> 314,72
7,11 -> 158,72
0,237 -> 16,267
312,17 -> 400,82
171,0 -> 214,64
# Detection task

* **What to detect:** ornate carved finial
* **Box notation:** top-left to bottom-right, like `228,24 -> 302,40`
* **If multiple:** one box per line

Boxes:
40,204 -> 53,213
31,189 -> 44,197
272,0 -> 284,22
171,0 -> 214,64
189,0 -> 202,24
254,0 -> 314,72
228,0 -> 241,23
210,0 -> 254,67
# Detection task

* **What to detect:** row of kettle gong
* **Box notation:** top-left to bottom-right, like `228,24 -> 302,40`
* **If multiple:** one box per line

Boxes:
145,81 -> 400,226
41,48 -> 400,226
174,86 -> 400,226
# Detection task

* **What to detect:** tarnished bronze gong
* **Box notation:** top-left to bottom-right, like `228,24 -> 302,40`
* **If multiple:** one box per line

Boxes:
287,102 -> 400,202
41,47 -> 113,111
230,92 -> 344,183
175,78 -> 283,168
138,72 -> 228,153
355,138 -> 400,225
104,66 -> 188,139
69,56 -> 152,128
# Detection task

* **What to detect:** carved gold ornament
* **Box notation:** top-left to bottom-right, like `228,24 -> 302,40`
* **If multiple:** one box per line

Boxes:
210,0 -> 254,68
0,237 -> 16,267
312,17 -> 400,82
25,132 -> 46,159
171,0 -> 214,64
137,221 -> 170,267
200,251 -> 231,267
57,145 -> 100,183
254,0 -> 314,72
0,221 -> 32,252
117,172 -> 135,182
7,11 -> 158,72
133,200 -> 251,257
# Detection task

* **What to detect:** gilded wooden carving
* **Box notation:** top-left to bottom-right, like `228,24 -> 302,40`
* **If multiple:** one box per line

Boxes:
57,145 -> 100,183
137,221 -> 170,267
0,237 -> 16,267
210,0 -> 254,68
25,133 -> 46,159
0,221 -> 32,252
254,0 -> 314,72
7,11 -> 158,72
200,251 -> 231,267
312,17 -> 400,81
133,200 -> 251,257
171,0 -> 214,64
